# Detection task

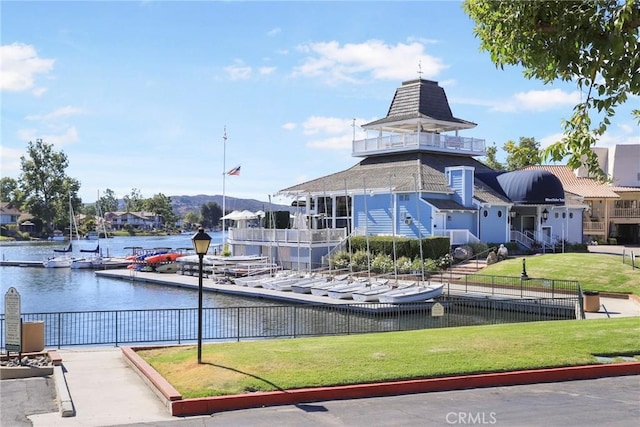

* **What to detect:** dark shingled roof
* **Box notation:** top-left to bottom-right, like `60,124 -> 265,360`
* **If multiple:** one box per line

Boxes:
423,198 -> 472,211
362,79 -> 476,132
278,152 -> 510,205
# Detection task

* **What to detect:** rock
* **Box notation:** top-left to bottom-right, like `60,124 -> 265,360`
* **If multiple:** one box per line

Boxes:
453,245 -> 473,261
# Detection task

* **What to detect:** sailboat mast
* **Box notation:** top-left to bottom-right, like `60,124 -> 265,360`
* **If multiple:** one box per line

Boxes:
222,127 -> 227,245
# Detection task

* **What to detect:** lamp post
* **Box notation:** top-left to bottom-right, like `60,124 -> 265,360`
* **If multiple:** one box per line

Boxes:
192,227 -> 211,364
521,258 -> 529,280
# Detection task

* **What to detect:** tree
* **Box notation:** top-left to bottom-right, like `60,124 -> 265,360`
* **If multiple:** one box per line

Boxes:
144,193 -> 177,230
19,139 -> 81,234
183,211 -> 201,228
463,0 -> 640,180
201,201 -> 222,230
0,177 -> 24,206
503,137 -> 543,171
98,188 -> 119,213
481,144 -> 505,171
123,188 -> 145,212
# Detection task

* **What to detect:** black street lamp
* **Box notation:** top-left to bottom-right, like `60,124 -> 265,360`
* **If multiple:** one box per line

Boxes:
541,208 -> 549,223
521,258 -> 529,280
191,227 -> 211,364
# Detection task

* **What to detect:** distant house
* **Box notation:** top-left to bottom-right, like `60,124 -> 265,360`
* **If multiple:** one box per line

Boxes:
104,211 -> 163,230
529,158 -> 640,244
0,203 -> 22,227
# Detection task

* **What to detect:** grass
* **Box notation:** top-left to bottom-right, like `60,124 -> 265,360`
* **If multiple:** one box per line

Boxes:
139,317 -> 640,398
476,253 -> 639,295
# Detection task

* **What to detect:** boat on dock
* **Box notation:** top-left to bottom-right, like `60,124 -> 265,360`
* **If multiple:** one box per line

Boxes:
377,282 -> 445,303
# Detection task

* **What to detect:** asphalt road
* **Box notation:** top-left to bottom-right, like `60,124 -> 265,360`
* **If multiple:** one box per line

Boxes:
3,375 -> 638,427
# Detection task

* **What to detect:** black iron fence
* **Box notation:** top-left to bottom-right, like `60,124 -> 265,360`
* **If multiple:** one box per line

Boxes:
0,295 -> 579,350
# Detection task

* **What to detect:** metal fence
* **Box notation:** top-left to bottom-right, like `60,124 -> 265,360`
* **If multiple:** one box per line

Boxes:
0,295 -> 579,350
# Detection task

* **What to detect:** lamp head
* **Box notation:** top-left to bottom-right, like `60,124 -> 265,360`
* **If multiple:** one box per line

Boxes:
192,227 -> 212,255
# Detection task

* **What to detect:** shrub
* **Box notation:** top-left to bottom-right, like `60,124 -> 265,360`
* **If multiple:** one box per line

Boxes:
350,250 -> 370,272
330,251 -> 350,270
396,256 -> 413,274
371,253 -> 393,274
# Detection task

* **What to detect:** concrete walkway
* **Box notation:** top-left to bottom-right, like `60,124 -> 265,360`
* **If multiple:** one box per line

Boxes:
29,347 -> 175,427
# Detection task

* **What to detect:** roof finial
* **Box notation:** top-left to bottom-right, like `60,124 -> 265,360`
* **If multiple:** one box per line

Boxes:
417,60 -> 422,80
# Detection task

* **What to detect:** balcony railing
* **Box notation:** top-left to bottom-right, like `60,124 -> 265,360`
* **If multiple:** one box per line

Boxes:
612,207 -> 640,218
352,132 -> 486,157
229,227 -> 347,245
583,221 -> 606,234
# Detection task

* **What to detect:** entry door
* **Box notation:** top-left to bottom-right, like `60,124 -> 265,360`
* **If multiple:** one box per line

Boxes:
433,213 -> 446,231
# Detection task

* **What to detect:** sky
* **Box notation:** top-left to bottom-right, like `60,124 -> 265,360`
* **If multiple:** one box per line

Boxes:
2,1 -> 638,207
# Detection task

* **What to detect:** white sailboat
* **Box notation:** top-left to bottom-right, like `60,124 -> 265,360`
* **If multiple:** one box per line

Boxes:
44,195 -> 79,268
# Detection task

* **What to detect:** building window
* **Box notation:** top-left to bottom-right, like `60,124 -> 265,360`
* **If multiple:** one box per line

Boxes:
497,211 -> 502,218
483,210 -> 488,218
569,212 -> 573,219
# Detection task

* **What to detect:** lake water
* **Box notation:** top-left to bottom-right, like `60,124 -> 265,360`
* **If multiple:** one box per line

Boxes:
0,234 -> 281,314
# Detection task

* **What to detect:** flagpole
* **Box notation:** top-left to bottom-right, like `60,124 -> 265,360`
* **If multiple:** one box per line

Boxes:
222,127 -> 227,246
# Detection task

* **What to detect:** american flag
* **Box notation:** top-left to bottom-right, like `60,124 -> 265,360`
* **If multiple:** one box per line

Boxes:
227,165 -> 241,176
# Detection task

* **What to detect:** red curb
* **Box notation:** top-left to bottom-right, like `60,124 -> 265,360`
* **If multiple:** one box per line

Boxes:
123,346 -> 640,417
169,362 -> 640,416
121,347 -> 182,402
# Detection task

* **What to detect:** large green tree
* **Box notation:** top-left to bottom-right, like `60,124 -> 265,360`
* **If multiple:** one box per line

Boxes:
19,139 -> 81,234
464,0 -> 640,180
0,177 -> 24,206
98,188 -> 119,213
123,188 -> 145,212
201,201 -> 222,230
481,144 -> 505,171
503,137 -> 543,171
144,193 -> 177,230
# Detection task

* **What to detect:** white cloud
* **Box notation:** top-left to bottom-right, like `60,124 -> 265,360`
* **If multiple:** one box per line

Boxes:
0,43 -> 55,93
282,122 -> 296,131
492,89 -> 581,112
26,106 -> 85,121
292,39 -> 446,83
17,126 -> 79,148
258,66 -> 276,75
267,28 -> 281,37
224,60 -> 252,80
297,116 -> 370,150
302,116 -> 353,135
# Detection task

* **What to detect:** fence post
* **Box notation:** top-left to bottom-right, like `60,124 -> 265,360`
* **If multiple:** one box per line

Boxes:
115,311 -> 118,347
237,307 -> 240,342
57,312 -> 61,349
178,309 -> 181,344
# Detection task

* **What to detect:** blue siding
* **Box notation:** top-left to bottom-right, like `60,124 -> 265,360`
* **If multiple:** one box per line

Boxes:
354,193 -> 433,238
479,206 -> 509,243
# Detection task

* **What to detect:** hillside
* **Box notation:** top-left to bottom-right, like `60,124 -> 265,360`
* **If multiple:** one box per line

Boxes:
170,194 -> 294,215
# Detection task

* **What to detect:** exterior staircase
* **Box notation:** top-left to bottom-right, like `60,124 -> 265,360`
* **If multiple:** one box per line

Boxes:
440,259 -> 488,283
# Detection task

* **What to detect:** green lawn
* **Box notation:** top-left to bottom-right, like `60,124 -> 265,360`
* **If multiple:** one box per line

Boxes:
139,317 -> 640,398
477,253 -> 639,295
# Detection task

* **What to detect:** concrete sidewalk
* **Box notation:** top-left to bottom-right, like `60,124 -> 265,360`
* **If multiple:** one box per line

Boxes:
28,347 -> 176,427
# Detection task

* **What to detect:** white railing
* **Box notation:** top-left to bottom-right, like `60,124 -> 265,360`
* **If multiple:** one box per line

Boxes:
433,229 -> 480,246
352,132 -> 485,157
511,230 -> 534,248
229,227 -> 347,244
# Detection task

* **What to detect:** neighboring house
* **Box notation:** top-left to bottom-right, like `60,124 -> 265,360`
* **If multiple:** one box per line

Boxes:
0,202 -> 22,227
530,161 -> 640,245
104,211 -> 163,230
227,78 -> 584,269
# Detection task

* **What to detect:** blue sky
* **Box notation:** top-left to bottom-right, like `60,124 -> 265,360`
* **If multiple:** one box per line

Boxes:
2,1 -> 638,206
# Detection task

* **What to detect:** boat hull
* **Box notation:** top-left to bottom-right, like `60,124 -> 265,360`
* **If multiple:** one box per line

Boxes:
377,283 -> 445,303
